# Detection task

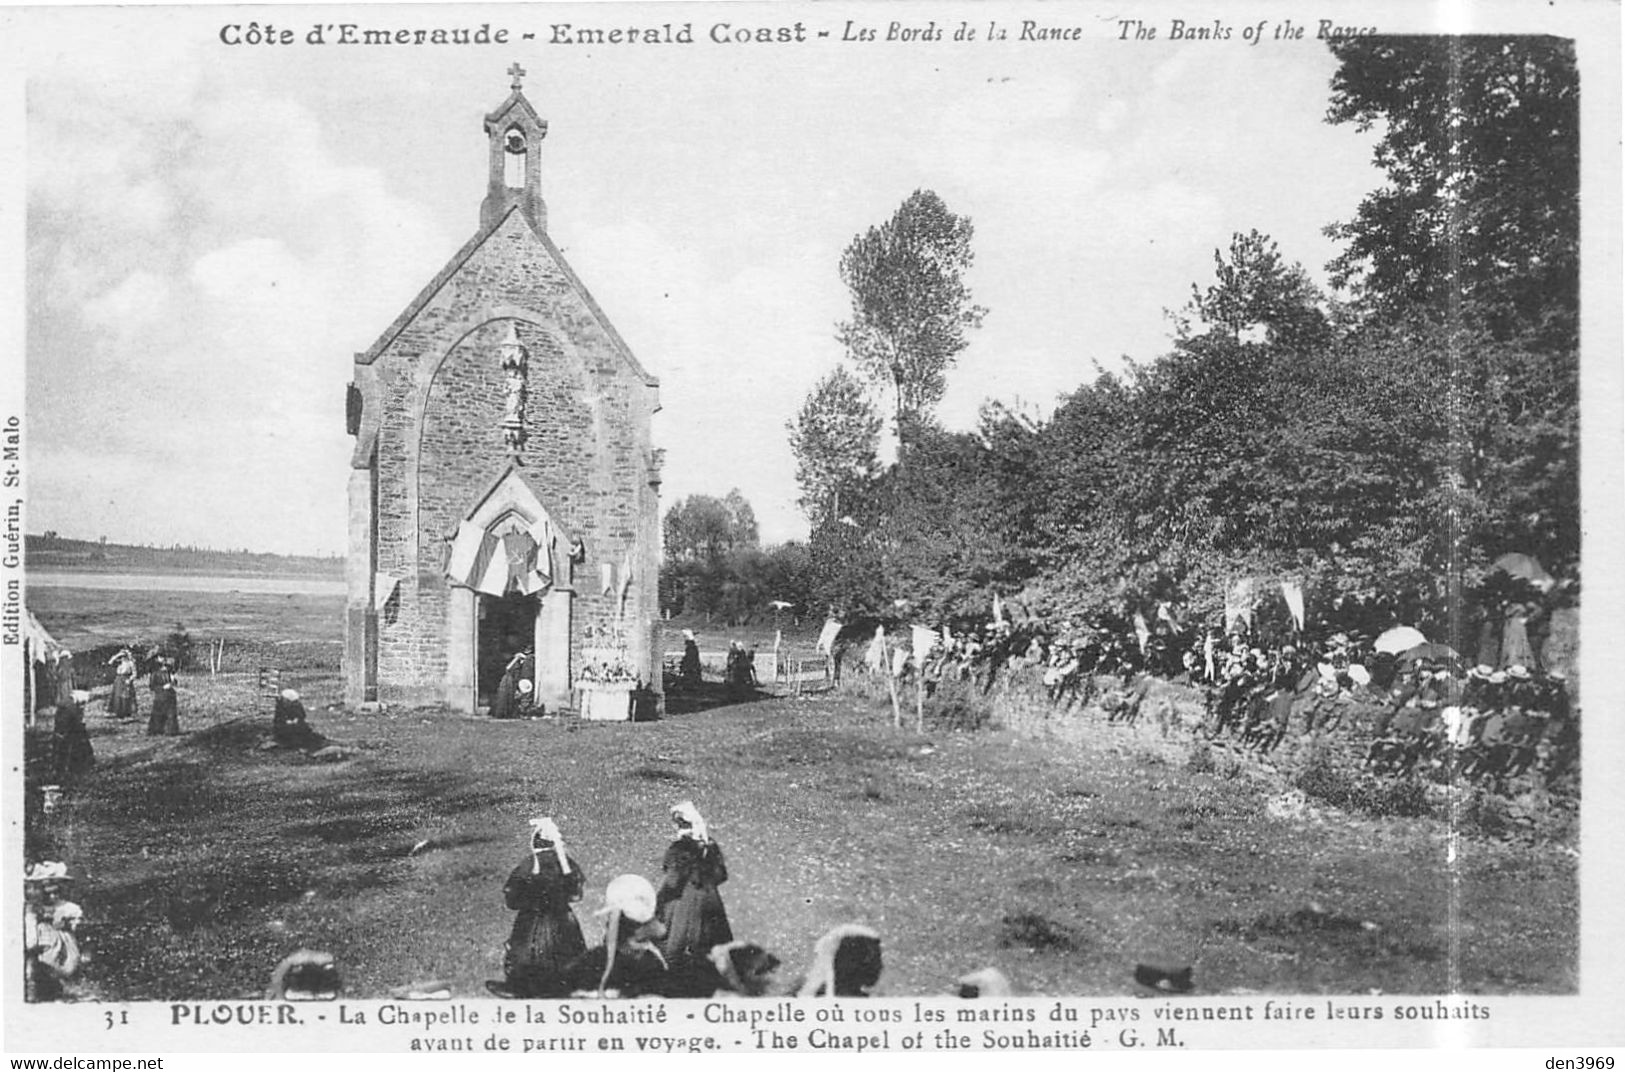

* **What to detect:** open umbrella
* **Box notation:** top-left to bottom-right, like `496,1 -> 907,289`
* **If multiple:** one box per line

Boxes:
1373,625 -> 1427,654
1490,553 -> 1555,592
1401,642 -> 1460,664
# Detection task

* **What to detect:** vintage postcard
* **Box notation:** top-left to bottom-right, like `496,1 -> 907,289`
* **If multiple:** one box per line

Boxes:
1,0 -> 1620,1065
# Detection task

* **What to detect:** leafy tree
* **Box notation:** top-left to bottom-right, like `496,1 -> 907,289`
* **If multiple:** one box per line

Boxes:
787,367 -> 883,527
661,491 -> 761,619
1324,36 -> 1578,344
1325,35 -> 1578,579
757,540 -> 816,621
807,512 -> 889,620
788,41 -> 1579,636
720,490 -> 759,552
1184,230 -> 1332,352
876,412 -> 1042,623
837,190 -> 986,454
663,491 -> 758,565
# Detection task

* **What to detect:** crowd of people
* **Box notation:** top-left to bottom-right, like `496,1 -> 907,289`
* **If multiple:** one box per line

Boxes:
24,609 -> 1574,1004
43,646 -> 185,765
1364,662 -> 1575,782
488,802 -> 884,1000
25,646 -> 334,1002
839,614 -> 1578,791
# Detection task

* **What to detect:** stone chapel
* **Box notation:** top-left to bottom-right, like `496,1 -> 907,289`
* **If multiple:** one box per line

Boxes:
343,66 -> 663,714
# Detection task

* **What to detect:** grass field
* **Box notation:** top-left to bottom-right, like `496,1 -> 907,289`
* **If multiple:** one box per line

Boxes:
23,590 -> 1579,1000
26,534 -> 343,577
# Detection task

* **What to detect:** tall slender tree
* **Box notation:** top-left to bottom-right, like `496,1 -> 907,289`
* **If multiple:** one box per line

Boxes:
837,189 -> 986,456
787,367 -> 883,528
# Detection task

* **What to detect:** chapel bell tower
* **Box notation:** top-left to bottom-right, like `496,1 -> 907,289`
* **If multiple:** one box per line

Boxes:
344,66 -> 662,715
481,62 -> 548,232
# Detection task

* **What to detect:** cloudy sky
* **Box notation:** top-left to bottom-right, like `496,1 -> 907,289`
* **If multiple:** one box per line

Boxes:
3,2 -> 1598,555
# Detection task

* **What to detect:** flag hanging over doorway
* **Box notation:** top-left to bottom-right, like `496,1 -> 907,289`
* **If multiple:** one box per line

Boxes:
447,519 -> 555,596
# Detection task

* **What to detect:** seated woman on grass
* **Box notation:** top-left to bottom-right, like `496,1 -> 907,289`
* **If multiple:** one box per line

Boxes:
272,690 -> 326,751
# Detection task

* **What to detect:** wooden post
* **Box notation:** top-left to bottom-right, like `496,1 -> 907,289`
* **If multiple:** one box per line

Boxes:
915,667 -> 924,734
886,646 -> 903,728
258,667 -> 281,708
26,651 -> 36,729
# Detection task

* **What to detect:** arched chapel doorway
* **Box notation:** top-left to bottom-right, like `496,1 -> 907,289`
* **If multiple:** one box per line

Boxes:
443,468 -> 574,713
477,591 -> 538,710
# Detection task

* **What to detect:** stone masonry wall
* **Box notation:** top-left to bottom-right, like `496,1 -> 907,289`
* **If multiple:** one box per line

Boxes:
366,210 -> 659,704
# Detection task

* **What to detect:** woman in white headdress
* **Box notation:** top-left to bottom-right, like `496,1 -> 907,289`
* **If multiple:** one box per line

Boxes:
497,817 -> 586,998
565,874 -> 670,997
795,924 -> 883,997
656,801 -> 733,963
273,689 -> 324,750
24,900 -> 83,1002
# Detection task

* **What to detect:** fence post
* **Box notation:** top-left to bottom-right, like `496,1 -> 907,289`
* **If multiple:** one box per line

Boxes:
915,671 -> 925,734
258,667 -> 281,707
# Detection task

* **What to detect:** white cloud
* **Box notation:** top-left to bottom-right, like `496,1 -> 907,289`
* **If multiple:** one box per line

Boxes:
28,64 -> 449,554
82,270 -> 171,334
191,238 -> 300,300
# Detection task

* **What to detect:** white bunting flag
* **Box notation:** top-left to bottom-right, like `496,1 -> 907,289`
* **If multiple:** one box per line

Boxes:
816,618 -> 842,655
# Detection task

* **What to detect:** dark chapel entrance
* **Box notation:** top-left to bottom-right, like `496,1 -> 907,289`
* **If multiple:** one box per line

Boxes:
477,592 -> 537,710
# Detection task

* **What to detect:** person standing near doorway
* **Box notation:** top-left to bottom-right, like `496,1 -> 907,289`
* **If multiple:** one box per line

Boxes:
492,650 -> 533,719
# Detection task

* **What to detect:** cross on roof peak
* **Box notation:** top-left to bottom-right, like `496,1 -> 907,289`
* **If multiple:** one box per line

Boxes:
508,62 -> 527,92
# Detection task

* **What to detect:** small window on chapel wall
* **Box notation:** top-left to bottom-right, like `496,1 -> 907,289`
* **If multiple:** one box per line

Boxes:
503,129 -> 526,189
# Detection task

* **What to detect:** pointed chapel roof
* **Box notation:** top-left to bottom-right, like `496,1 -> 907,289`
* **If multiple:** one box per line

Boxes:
484,88 -> 546,133
355,203 -> 657,388
356,72 -> 653,387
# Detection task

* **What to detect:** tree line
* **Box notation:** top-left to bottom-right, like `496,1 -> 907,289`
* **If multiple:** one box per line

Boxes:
664,38 -> 1579,643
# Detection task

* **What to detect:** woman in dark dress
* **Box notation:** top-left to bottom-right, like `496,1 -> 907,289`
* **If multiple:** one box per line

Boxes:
107,649 -> 138,721
51,691 -> 95,781
491,652 -> 532,720
272,689 -> 325,750
497,818 -> 587,998
147,657 -> 180,736
656,801 -> 732,963
679,631 -> 702,684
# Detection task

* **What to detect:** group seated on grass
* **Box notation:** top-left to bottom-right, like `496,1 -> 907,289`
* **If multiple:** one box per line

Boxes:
262,805 -> 1032,1004
258,806 -> 902,1003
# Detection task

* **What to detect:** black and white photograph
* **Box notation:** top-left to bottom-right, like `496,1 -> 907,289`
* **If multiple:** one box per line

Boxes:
2,0 -> 1621,1060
